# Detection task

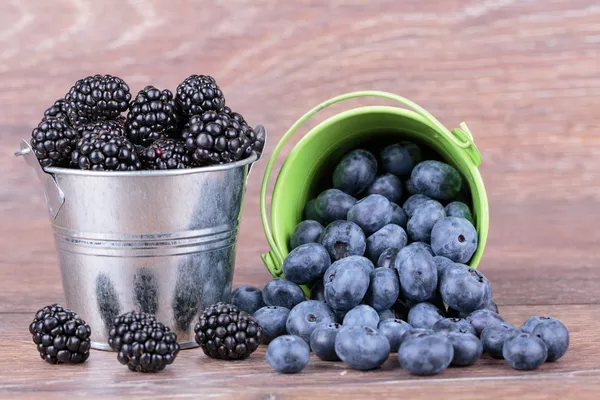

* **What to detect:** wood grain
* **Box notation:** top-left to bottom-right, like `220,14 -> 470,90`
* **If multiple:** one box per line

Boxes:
1,0 -> 599,398
1,305 -> 598,399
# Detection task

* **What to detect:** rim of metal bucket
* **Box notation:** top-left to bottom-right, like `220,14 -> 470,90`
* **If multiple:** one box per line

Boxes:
16,125 -> 265,220
260,90 -> 483,269
43,151 -> 258,177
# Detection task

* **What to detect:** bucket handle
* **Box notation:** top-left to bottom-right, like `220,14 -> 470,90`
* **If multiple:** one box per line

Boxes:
260,90 -> 481,271
14,139 -> 66,220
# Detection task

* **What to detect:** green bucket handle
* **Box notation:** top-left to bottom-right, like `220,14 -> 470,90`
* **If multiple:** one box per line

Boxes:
260,90 -> 482,271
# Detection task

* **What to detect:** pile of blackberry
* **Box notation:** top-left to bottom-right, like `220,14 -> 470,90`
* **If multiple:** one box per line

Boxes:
28,306 -> 182,373
30,74 -> 264,171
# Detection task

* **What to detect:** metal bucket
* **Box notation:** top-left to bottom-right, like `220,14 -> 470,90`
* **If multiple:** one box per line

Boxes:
15,128 -> 265,350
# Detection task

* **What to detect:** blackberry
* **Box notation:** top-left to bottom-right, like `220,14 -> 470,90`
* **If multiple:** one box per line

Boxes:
76,119 -> 126,139
176,75 -> 225,116
64,74 -> 131,126
182,110 -> 251,165
253,125 -> 266,155
29,304 -> 91,364
139,139 -> 193,170
30,118 -> 79,167
42,99 -> 69,122
126,86 -> 182,146
223,106 -> 265,157
194,302 -> 263,360
71,131 -> 141,171
108,311 -> 180,373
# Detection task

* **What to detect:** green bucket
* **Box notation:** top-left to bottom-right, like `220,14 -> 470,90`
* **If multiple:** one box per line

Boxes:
260,91 -> 488,293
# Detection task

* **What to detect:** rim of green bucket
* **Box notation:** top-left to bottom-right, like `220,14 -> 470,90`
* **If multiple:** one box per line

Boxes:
260,91 -> 489,292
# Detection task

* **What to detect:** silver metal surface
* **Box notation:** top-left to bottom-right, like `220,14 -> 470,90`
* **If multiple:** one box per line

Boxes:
15,139 -> 65,219
17,130 -> 265,350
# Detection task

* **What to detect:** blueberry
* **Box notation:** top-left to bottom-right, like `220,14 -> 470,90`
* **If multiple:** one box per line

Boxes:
283,243 -> 331,285
446,331 -> 482,366
315,189 -> 357,224
433,256 -> 458,281
253,306 -> 290,344
365,224 -> 407,262
323,257 -> 370,311
347,194 -> 393,235
333,149 -> 378,196
444,201 -> 474,224
458,298 -> 498,317
366,174 -> 403,204
410,241 -> 434,255
530,317 -> 569,361
410,160 -> 462,201
231,285 -> 264,315
319,220 -> 366,261
290,220 -> 325,249
343,255 -> 375,275
310,279 -> 325,301
377,309 -> 395,321
485,301 -> 500,314
407,302 -> 445,329
403,194 -> 430,218
390,203 -> 408,228
286,300 -> 336,344
395,245 -> 437,301
400,328 -> 435,344
377,247 -> 399,269
398,331 -> 454,376
431,217 -> 478,263
335,326 -> 390,370
266,335 -> 310,373
262,278 -> 305,310
407,199 -> 446,243
342,304 -> 380,329
521,316 -> 550,333
440,266 -> 491,313
304,199 -> 323,223
310,322 -> 342,361
378,319 -> 412,352
466,309 -> 505,337
380,142 -> 422,177
364,267 -> 400,311
503,332 -> 548,370
481,323 -> 519,359
433,318 -> 477,336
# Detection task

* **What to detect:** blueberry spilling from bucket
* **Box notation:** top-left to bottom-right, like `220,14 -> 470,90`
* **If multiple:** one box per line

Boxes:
30,74 -> 264,170
250,142 -> 570,375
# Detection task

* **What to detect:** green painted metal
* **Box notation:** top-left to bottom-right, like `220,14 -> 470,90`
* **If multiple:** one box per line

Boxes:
259,91 -> 488,294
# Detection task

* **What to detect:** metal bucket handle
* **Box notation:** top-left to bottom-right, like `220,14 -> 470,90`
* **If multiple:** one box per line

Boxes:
260,90 -> 481,269
14,139 -> 65,220
15,125 -> 267,221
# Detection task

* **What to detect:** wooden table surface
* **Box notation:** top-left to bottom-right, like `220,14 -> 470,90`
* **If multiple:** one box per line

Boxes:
1,0 -> 600,398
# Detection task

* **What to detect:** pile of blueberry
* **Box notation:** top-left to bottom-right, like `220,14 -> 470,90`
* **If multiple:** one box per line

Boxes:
231,142 -> 569,375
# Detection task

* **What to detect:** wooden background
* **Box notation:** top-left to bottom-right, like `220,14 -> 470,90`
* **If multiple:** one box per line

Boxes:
1,0 -> 599,398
